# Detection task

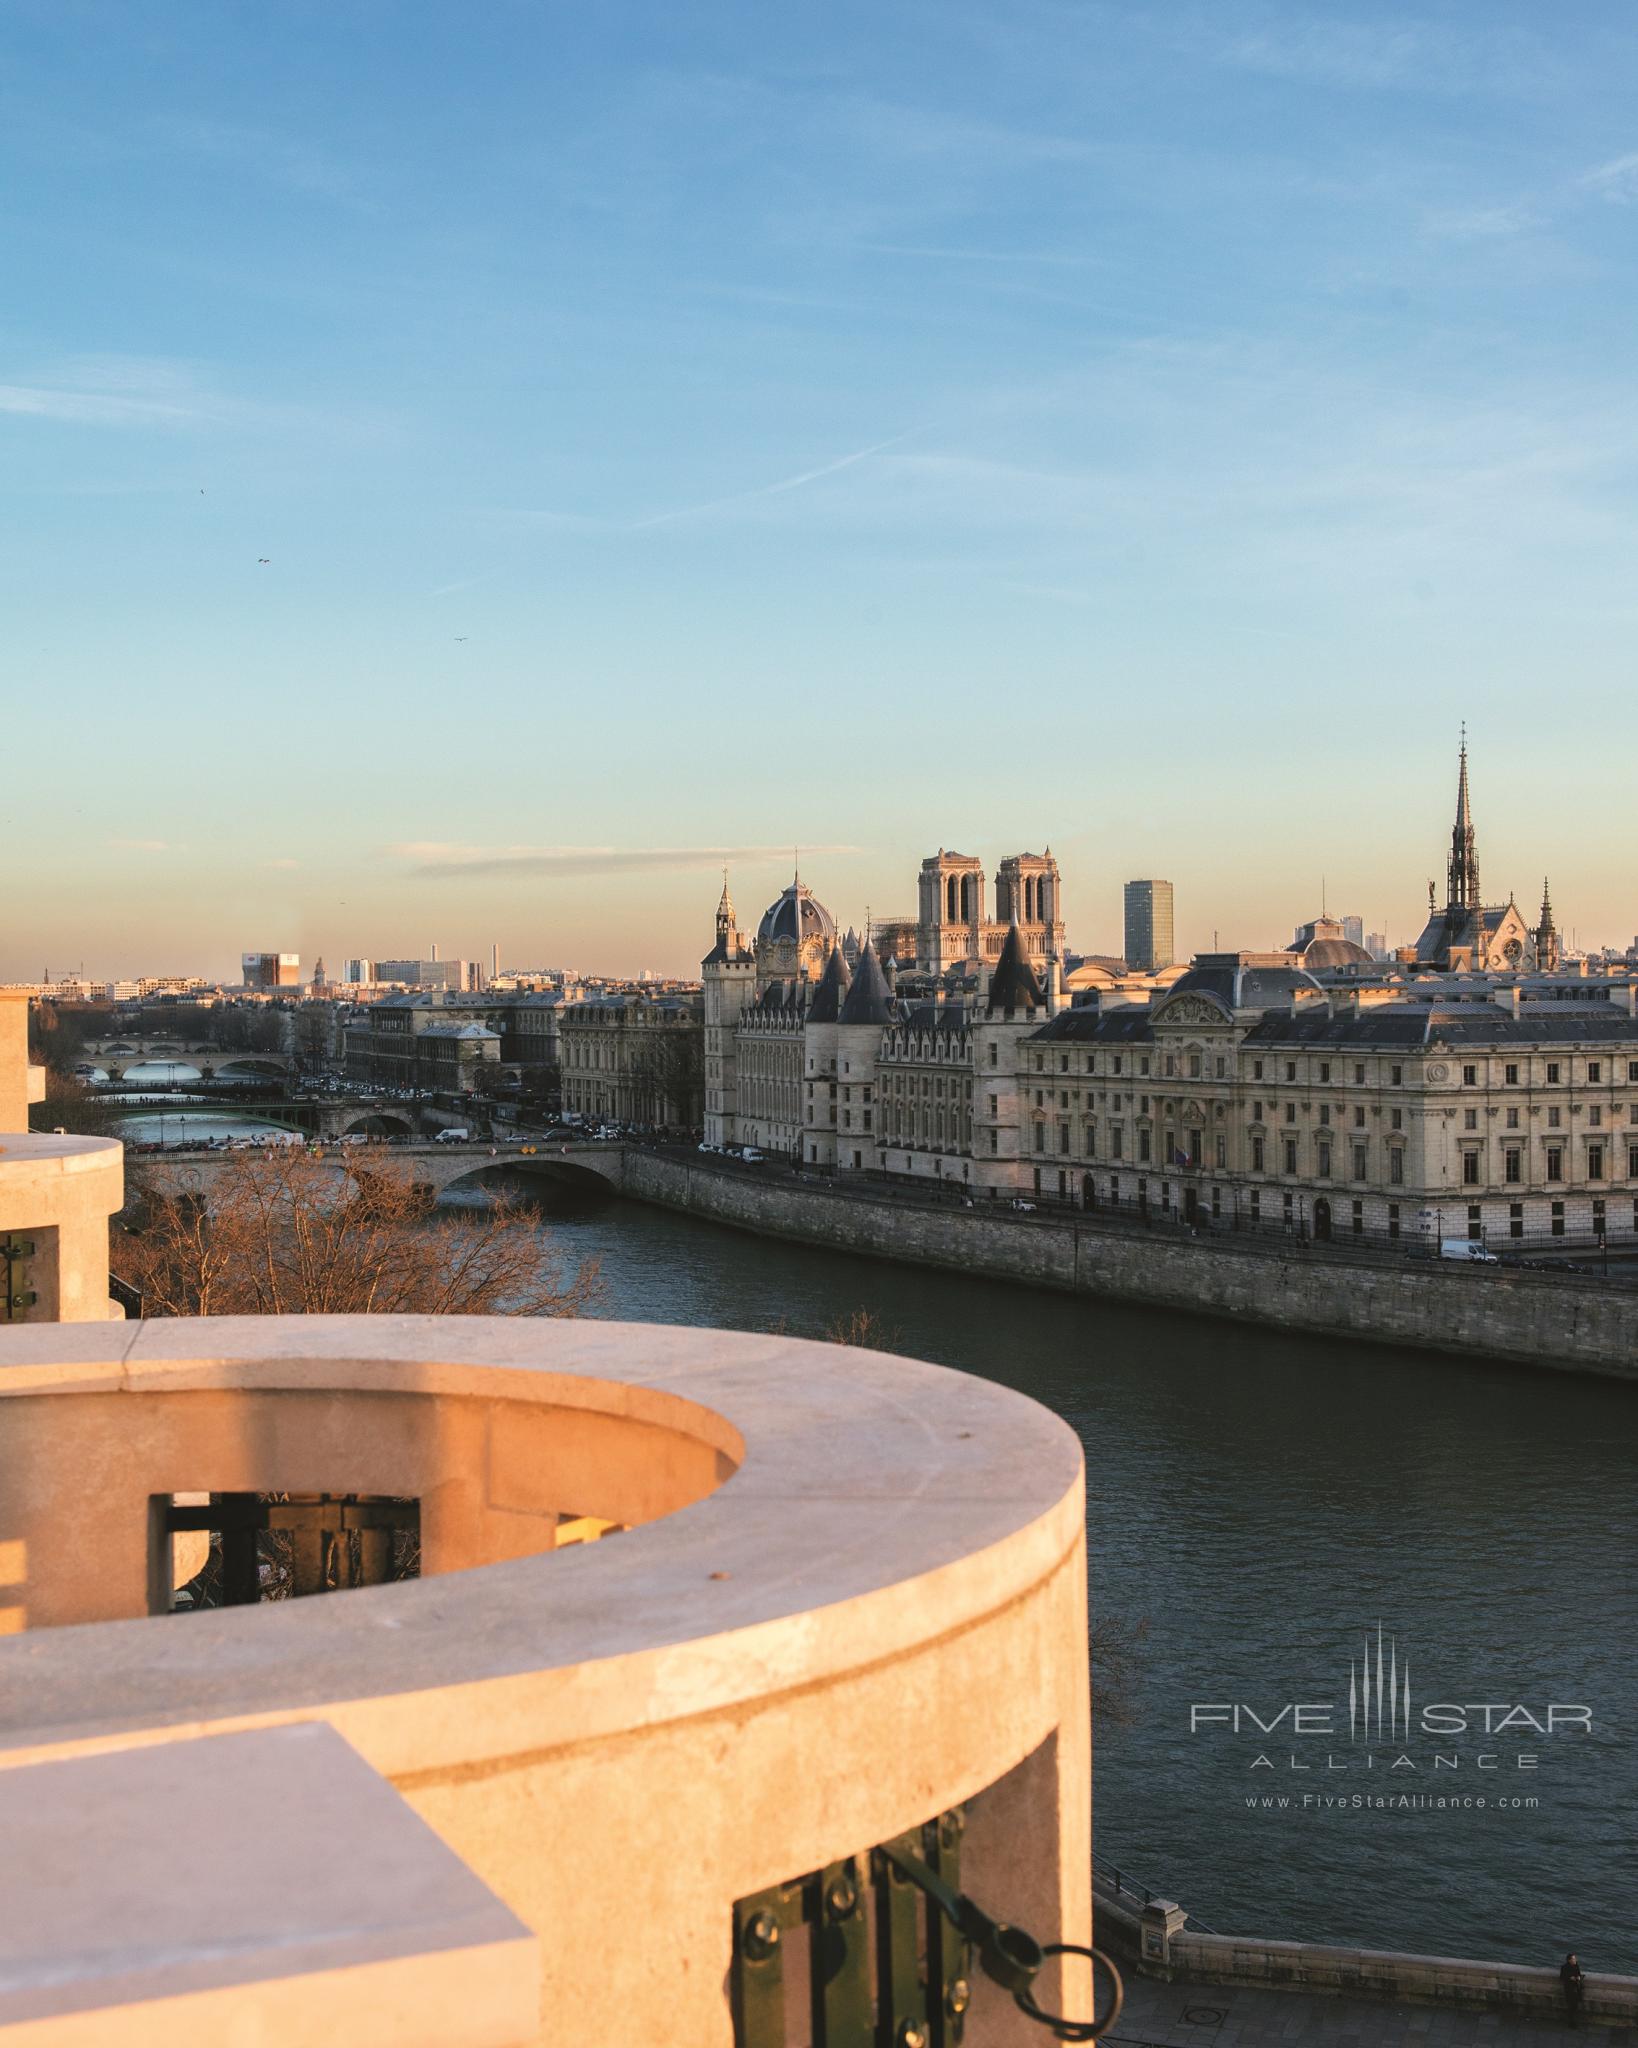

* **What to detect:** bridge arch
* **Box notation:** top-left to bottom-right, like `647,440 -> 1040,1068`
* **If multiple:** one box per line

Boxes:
342,1111 -> 418,1137
214,1057 -> 290,1081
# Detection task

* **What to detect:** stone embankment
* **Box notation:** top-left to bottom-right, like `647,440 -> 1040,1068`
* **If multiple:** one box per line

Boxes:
622,1152 -> 1638,1380
1098,1885 -> 1638,2029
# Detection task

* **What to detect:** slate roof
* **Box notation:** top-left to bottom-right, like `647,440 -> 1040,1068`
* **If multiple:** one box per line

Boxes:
986,925 -> 1045,1014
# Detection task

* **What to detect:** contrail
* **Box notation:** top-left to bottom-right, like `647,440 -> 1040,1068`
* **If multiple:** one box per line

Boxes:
629,432 -> 909,530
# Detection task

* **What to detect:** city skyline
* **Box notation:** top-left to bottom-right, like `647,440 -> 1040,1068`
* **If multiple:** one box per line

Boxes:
11,3 -> 1638,974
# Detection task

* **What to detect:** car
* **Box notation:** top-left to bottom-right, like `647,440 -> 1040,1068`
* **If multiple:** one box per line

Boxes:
1439,1238 -> 1498,1264
741,1148 -> 764,1162
1010,1198 -> 1037,1213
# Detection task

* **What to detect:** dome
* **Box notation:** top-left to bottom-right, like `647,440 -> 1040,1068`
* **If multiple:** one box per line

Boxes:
1300,937 -> 1373,969
756,881 -> 837,950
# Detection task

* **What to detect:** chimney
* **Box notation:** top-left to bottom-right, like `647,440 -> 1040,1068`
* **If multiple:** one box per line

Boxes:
1046,954 -> 1064,1017
430,942 -> 438,962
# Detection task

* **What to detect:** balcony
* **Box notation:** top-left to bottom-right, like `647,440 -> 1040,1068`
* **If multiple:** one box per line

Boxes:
0,1314 -> 1093,2045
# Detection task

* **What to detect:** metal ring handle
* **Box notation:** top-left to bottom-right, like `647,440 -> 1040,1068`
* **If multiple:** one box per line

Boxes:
1012,1943 -> 1124,2042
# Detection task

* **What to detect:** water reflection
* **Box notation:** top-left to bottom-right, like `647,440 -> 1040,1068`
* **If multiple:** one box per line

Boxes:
496,1177 -> 1638,1972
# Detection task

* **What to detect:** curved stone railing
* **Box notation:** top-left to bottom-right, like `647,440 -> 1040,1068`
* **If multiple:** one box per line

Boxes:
0,1316 -> 1092,2046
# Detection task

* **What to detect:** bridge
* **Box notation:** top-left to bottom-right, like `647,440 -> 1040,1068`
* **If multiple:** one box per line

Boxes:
111,1093 -> 425,1141
84,1040 -> 295,1084
138,1139 -> 626,1201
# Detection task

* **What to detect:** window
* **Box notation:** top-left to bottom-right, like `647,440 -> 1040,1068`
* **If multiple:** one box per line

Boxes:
1589,1061 -> 1603,1083
1189,1053 -> 1201,1079
1111,1126 -> 1124,1158
1319,1103 -> 1331,1126
1113,1055 -> 1123,1075
1389,1149 -> 1404,1185
989,1130 -> 998,1154
1251,1136 -> 1264,1171
1391,1108 -> 1403,1131
1388,1203 -> 1400,1239
1510,1202 -> 1524,1239
1216,1056 -> 1226,1078
1548,1107 -> 1561,1129
1317,1142 -> 1331,1179
1630,1145 -> 1638,1180
1547,1062 -> 1561,1084
1252,1100 -> 1263,1122
1353,1106 -> 1365,1128
1164,1054 -> 1175,1078
1251,1190 -> 1261,1223
1351,1199 -> 1363,1234
989,1044 -> 997,1066
1282,1192 -> 1294,1222
1138,1129 -> 1151,1162
1285,1062 -> 1297,1083
1505,1063 -> 1519,1085
1283,1139 -> 1298,1175
1354,1064 -> 1365,1084
1351,1144 -> 1366,1179
1589,1143 -> 1606,1181
1463,1064 -> 1477,1086
1284,1102 -> 1296,1124
1215,1134 -> 1226,1169
1590,1106 -> 1603,1128
1546,1146 -> 1563,1182
1319,1062 -> 1331,1083
1630,1061 -> 1638,1082
1506,1108 -> 1519,1129
1505,1148 -> 1521,1183
1464,1108 -> 1478,1130
1551,1200 -> 1565,1237
1593,1197 -> 1607,1239
1140,1057 -> 1151,1076
1253,1060 -> 1264,1081
1032,1123 -> 1046,1152
1462,1151 -> 1480,1185
1391,1064 -> 1403,1085
1060,1054 -> 1069,1074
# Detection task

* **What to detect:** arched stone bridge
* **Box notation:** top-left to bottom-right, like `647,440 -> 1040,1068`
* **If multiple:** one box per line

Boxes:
145,1140 -> 627,1201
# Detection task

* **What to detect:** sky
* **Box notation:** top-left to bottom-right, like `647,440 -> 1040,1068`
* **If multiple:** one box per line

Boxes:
6,0 -> 1638,981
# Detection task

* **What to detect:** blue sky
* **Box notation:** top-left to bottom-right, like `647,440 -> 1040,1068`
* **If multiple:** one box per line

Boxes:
6,1 -> 1638,979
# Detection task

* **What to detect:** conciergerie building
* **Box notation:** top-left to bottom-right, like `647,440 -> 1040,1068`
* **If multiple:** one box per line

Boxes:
704,747 -> 1638,1251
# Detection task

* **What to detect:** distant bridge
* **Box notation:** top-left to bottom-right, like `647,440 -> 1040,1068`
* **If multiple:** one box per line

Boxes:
139,1140 -> 626,1201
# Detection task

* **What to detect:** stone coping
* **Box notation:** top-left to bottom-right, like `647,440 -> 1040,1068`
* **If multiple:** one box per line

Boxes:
0,1134 -> 123,1171
0,1317 -> 1085,1778
0,1722 -> 534,2039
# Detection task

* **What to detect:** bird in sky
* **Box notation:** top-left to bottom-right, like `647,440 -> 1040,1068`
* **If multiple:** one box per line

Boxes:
258,557 -> 270,564
454,636 -> 468,642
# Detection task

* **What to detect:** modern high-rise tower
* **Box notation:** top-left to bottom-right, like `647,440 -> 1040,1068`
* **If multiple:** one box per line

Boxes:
1123,880 -> 1174,972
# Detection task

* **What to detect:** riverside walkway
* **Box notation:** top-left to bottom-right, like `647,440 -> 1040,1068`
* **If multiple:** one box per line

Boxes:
1117,1975 -> 1632,2045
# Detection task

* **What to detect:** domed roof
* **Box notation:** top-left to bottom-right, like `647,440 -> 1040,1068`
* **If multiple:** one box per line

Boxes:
757,880 -> 837,949
1300,936 -> 1373,969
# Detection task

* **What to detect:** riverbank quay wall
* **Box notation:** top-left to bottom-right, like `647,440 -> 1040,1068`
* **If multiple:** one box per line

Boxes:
620,1153 -> 1638,1380
1093,1886 -> 1638,2028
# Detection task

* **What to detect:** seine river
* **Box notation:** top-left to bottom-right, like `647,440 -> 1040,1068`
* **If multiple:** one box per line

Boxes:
520,1180 -> 1638,1974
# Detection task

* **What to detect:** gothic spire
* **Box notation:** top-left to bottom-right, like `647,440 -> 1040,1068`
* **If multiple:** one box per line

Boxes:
1446,730 -> 1480,913
1538,876 -> 1556,935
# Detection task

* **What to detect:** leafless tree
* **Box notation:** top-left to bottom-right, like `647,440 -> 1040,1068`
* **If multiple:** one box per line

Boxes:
117,1149 -> 602,1318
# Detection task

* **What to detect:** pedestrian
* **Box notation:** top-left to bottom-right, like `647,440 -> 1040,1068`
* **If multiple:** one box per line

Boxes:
1560,1951 -> 1584,2027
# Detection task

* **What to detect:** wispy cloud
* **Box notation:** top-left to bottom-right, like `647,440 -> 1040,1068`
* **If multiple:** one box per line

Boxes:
428,576 -> 484,598
1581,151 -> 1638,203
391,843 -> 858,881
1421,203 -> 1537,242
148,117 -> 369,206
0,385 -> 201,427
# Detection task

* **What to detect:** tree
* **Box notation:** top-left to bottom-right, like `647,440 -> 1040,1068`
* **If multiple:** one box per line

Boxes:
116,1150 -> 602,1318
629,1026 -> 705,1129
29,1071 -> 121,1137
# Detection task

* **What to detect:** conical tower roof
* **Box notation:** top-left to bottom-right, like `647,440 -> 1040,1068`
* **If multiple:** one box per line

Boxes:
838,938 -> 893,1027
807,943 -> 852,1024
986,924 -> 1046,1014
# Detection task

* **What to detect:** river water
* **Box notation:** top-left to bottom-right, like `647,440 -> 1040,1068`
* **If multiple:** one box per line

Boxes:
511,1178 -> 1638,1973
